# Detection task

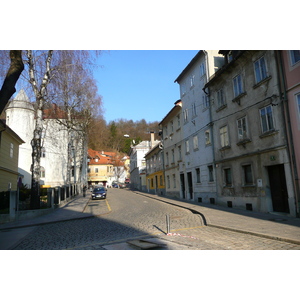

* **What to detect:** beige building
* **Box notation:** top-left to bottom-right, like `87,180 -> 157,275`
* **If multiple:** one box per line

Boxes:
205,50 -> 296,216
0,120 -> 24,191
159,100 -> 183,198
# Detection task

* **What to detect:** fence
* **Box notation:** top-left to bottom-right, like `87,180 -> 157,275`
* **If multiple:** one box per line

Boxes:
0,183 -> 82,223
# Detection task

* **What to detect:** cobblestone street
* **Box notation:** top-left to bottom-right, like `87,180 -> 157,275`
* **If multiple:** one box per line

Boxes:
10,189 -> 300,250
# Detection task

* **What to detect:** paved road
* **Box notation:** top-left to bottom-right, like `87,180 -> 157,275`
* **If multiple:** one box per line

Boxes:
8,189 -> 300,250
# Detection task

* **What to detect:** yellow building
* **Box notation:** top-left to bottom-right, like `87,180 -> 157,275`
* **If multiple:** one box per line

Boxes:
145,143 -> 165,196
0,120 -> 24,191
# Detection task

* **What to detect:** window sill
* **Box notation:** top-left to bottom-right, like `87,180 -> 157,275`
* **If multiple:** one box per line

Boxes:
216,104 -> 227,113
253,76 -> 272,89
232,92 -> 247,105
219,145 -> 231,151
259,129 -> 278,138
236,138 -> 251,146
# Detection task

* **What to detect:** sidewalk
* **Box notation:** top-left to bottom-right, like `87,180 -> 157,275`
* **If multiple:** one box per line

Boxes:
132,191 -> 300,245
0,195 -> 92,231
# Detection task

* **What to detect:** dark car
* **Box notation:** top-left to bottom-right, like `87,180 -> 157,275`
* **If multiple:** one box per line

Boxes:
91,187 -> 107,199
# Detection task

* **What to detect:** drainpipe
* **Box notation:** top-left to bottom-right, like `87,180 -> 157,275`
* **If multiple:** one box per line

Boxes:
203,51 -> 217,198
275,50 -> 300,217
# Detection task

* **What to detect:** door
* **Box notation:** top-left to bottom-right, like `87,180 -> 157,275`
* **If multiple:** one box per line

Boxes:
180,174 -> 185,199
187,172 -> 193,200
267,164 -> 290,213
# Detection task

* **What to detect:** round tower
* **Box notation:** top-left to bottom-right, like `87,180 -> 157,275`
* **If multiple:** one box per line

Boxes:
5,89 -> 35,187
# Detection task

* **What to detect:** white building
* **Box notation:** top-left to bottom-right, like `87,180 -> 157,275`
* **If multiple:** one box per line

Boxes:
174,51 -> 224,202
5,89 -> 85,188
129,133 -> 159,191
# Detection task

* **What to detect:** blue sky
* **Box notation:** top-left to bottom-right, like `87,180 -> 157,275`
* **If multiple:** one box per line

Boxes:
94,50 -> 199,123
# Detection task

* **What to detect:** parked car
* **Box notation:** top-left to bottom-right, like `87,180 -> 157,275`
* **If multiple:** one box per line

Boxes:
112,183 -> 119,188
91,187 -> 107,199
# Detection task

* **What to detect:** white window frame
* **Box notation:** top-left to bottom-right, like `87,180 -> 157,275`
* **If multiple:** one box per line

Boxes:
220,125 -> 229,148
205,130 -> 211,145
193,135 -> 199,150
10,143 -> 14,158
237,116 -> 248,140
233,74 -> 244,97
217,88 -> 226,108
260,105 -> 274,133
200,62 -> 206,77
185,139 -> 190,154
181,82 -> 186,96
254,56 -> 268,83
183,109 -> 188,123
192,102 -> 197,117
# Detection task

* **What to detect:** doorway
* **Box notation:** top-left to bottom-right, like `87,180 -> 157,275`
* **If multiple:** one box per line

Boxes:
187,172 -> 193,200
180,174 -> 185,199
267,164 -> 290,213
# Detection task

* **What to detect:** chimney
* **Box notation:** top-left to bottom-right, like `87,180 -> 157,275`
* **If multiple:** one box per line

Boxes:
150,131 -> 155,148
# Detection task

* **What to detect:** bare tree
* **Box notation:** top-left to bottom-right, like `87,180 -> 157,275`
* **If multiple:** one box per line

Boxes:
26,50 -> 54,209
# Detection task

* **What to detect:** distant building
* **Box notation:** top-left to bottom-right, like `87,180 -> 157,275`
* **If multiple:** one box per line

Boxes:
145,142 -> 165,196
0,120 -> 24,191
159,100 -> 183,198
129,133 -> 159,191
87,149 -> 127,187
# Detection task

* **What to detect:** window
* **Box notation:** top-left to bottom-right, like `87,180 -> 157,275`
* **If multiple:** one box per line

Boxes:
290,50 -> 300,65
171,149 -> 175,163
193,135 -> 198,150
243,164 -> 253,185
183,109 -> 188,123
173,174 -> 176,188
190,75 -> 195,87
260,105 -> 274,133
192,102 -> 197,117
217,88 -> 226,107
200,62 -> 206,77
224,168 -> 232,187
178,146 -> 182,161
160,175 -> 163,186
297,94 -> 300,120
181,82 -> 186,96
220,125 -> 229,148
185,140 -> 190,153
196,168 -> 201,183
40,166 -> 45,178
208,165 -> 214,182
254,56 -> 268,83
10,143 -> 14,158
170,121 -> 174,132
177,115 -> 181,127
237,116 -> 248,140
95,168 -> 98,173
166,152 -> 169,165
233,74 -> 243,97
203,94 -> 209,108
167,175 -> 170,189
205,130 -> 211,145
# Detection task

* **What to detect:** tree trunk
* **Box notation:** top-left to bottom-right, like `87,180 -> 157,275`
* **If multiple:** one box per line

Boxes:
0,50 -> 24,114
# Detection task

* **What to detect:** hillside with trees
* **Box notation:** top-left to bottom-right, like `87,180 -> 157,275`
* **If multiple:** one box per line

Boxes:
87,117 -> 160,154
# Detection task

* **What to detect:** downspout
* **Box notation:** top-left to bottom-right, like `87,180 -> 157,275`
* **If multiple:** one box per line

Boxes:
203,51 -> 217,197
275,50 -> 300,217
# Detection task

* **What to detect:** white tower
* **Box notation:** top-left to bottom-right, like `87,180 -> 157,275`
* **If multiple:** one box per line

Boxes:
5,89 -> 34,188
